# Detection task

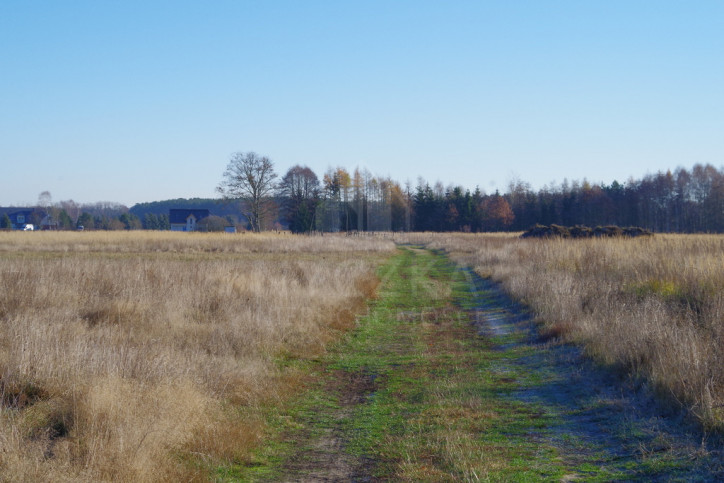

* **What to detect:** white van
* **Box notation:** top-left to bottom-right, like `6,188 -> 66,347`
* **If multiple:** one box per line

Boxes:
22,224 -> 34,231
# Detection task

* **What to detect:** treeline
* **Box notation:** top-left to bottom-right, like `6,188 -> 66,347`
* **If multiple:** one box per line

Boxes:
274,166 -> 516,233
506,164 -> 724,233
0,201 -> 136,231
276,163 -> 724,233
129,198 -> 241,218
6,163 -> 724,233
0,198 -> 240,231
129,198 -> 243,231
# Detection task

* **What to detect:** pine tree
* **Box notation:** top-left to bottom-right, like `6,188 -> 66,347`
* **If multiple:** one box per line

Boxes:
143,213 -> 159,230
157,214 -> 170,230
0,213 -> 12,230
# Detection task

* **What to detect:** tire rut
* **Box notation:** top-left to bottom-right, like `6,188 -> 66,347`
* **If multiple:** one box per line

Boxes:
461,266 -> 723,481
278,369 -> 380,482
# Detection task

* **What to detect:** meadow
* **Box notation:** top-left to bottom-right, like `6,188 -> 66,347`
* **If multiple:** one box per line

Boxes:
412,232 -> 724,433
2,230 -> 721,480
0,231 -> 394,481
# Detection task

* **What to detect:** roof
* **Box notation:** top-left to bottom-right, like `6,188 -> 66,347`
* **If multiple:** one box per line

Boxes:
8,210 -> 38,223
169,209 -> 210,224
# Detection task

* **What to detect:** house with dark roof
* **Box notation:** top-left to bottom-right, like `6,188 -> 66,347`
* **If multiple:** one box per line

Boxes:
8,210 -> 33,229
169,209 -> 210,232
6,210 -> 42,230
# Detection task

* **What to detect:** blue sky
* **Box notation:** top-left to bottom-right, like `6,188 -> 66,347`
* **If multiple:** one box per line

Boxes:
1,1 -> 723,206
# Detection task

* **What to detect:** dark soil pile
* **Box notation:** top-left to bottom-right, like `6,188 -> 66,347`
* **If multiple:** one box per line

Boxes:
521,224 -> 653,239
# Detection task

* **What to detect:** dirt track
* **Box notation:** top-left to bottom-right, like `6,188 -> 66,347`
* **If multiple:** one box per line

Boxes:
269,250 -> 723,481
463,267 -> 723,480
280,370 -> 378,482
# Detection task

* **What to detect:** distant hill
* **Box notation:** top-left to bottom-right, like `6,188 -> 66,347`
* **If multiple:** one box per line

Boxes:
130,198 -> 244,220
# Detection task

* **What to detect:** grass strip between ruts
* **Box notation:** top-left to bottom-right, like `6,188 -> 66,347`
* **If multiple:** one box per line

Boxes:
219,247 -> 717,481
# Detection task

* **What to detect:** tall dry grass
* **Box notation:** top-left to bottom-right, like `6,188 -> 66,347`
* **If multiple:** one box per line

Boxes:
410,233 -> 724,433
0,230 -> 394,255
0,231 -> 393,481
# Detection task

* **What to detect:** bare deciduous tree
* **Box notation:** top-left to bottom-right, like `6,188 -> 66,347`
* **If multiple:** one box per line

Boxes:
216,152 -> 278,232
279,165 -> 320,233
279,165 -> 319,201
60,199 -> 80,225
38,191 -> 52,209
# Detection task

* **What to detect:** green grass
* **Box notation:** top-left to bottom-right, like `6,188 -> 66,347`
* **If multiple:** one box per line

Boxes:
219,247 -> 721,481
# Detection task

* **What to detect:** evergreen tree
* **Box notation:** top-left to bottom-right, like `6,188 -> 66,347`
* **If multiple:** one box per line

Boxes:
157,214 -> 170,230
58,210 -> 74,230
77,212 -> 94,230
143,213 -> 159,230
119,213 -> 142,230
0,213 -> 11,229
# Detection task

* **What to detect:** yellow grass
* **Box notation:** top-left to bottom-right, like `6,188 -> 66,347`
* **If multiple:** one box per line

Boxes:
0,231 -> 394,481
0,230 -> 394,255
405,232 -> 724,432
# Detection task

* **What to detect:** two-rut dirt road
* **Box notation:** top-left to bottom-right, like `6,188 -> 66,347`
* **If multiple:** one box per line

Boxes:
237,247 -> 722,481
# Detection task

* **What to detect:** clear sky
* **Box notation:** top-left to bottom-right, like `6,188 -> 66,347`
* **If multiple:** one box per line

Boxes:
1,1 -> 723,207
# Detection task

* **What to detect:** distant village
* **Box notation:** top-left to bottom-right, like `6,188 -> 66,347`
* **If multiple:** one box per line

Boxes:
3,161 -> 724,234
0,201 -> 247,233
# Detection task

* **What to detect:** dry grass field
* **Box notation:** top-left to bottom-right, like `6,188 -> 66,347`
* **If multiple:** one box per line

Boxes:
0,231 -> 394,481
407,232 -> 724,433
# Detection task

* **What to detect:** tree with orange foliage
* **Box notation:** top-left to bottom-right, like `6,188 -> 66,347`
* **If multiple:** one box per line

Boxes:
480,192 -> 514,231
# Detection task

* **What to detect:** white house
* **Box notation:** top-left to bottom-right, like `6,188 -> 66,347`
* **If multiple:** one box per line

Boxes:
169,209 -> 210,232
